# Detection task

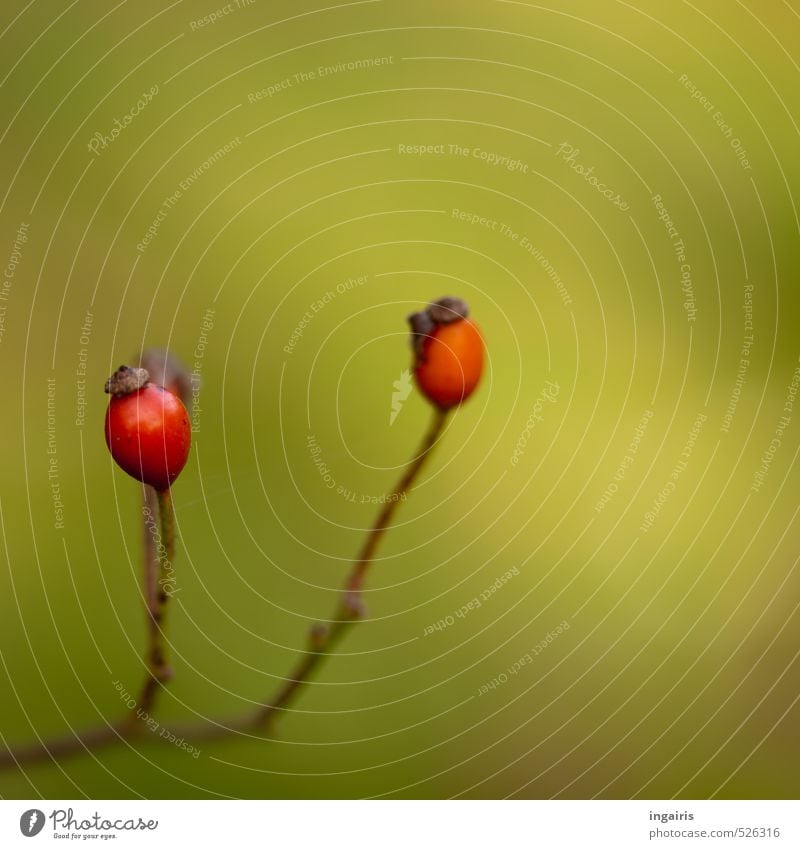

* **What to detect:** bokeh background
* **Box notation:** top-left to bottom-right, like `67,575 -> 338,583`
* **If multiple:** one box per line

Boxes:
1,0 -> 798,799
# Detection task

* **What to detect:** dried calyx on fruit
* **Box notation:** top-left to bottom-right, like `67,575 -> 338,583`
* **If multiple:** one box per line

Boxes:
104,365 -> 149,396
408,296 -> 484,410
104,364 -> 191,491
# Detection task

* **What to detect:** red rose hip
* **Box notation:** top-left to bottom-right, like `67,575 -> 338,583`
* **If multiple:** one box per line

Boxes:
104,365 -> 191,491
409,296 -> 484,410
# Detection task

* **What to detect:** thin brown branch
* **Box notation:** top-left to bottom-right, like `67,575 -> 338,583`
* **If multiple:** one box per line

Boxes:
252,407 -> 448,728
0,409 -> 448,766
130,347 -> 190,724
126,487 -> 176,731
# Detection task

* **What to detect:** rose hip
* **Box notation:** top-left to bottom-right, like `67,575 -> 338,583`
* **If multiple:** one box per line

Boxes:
409,296 -> 484,410
104,366 -> 191,491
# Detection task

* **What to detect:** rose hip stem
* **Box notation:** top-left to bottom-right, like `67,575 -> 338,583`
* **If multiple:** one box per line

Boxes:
0,488 -> 178,764
0,299 -> 479,764
0,412 -> 448,763
344,408 -> 448,611
0,360 -> 190,766
137,349 -> 191,675
253,406 -> 448,728
128,350 -> 191,726
128,486 -> 176,730
104,362 -> 189,729
252,296 -> 481,726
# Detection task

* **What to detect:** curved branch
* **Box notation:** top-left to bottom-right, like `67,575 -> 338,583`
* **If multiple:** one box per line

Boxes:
0,409 -> 448,767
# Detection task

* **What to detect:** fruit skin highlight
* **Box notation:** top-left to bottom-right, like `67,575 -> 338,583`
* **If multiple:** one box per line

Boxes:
409,296 -> 484,410
104,365 -> 191,491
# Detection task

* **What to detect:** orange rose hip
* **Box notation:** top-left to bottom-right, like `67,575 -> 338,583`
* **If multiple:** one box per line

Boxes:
409,296 -> 484,410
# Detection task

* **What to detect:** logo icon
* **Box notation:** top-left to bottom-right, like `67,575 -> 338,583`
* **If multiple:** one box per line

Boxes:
19,809 -> 45,837
390,369 -> 413,426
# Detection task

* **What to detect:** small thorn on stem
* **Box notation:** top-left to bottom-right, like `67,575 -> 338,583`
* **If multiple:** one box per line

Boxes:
342,590 -> 366,621
308,624 -> 328,651
155,664 -> 174,684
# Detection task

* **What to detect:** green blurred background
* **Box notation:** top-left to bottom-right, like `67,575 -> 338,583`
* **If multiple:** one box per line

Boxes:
1,0 -> 798,799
